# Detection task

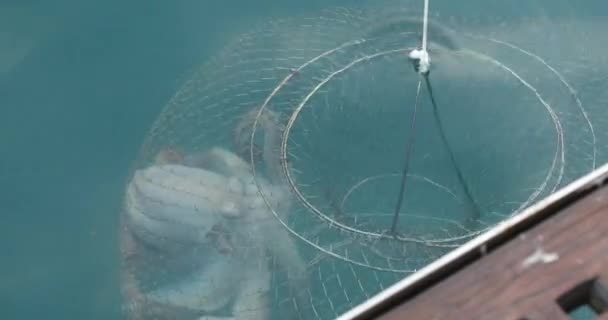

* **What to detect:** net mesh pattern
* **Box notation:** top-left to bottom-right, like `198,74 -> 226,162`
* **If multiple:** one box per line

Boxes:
121,3 -> 597,319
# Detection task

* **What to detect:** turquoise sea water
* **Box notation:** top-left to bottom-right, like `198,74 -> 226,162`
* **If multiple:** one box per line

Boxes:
1,1 -> 607,319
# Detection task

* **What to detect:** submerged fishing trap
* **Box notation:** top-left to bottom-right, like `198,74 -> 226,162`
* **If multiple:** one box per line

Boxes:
120,1 -> 598,319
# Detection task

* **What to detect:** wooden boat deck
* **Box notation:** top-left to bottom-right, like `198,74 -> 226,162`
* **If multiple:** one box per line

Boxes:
342,164 -> 608,320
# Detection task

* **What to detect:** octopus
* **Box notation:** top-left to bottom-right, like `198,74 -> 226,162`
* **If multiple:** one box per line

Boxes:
120,109 -> 306,320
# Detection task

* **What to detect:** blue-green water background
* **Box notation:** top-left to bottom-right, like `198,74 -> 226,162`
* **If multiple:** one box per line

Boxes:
1,1 -> 606,319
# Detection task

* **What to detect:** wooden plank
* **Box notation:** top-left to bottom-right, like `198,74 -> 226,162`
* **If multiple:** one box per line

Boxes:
378,184 -> 608,320
526,303 -> 570,320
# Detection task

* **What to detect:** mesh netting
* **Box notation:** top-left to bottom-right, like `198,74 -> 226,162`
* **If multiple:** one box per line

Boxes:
120,3 -> 596,320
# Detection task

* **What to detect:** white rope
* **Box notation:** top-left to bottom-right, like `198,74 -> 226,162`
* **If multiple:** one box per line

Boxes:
408,0 -> 431,74
422,0 -> 429,52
